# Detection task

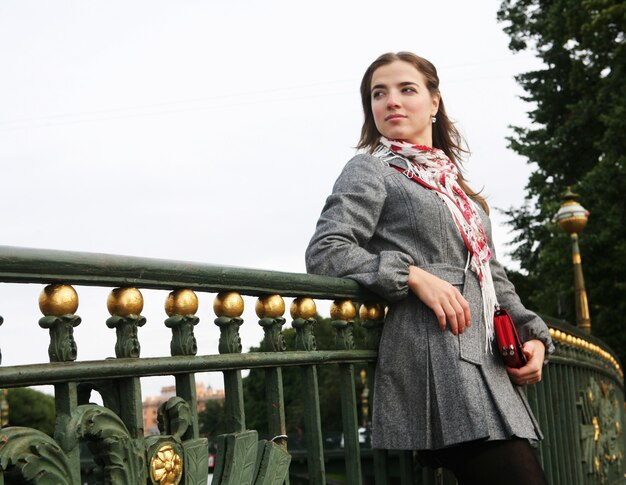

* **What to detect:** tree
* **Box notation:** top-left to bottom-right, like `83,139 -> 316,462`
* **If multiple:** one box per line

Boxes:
497,1 -> 626,362
198,399 -> 228,439
6,388 -> 56,436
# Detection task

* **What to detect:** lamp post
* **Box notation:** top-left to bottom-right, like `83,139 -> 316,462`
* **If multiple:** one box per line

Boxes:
553,188 -> 591,333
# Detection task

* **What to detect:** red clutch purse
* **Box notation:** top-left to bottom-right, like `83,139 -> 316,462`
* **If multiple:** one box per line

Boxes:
494,308 -> 527,368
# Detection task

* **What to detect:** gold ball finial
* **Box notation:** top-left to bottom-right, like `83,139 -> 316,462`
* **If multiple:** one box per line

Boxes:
39,284 -> 79,316
107,288 -> 144,317
290,297 -> 317,319
359,302 -> 384,321
255,295 -> 285,319
213,292 -> 244,318
165,289 -> 199,316
330,299 -> 357,321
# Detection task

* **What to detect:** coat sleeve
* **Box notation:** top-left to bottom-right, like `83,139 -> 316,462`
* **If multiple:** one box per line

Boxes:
483,214 -> 556,358
305,154 -> 414,302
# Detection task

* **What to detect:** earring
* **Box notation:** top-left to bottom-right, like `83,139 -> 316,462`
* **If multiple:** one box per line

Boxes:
431,115 -> 437,124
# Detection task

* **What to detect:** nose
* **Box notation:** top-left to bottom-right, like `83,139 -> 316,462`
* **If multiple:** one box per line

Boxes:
386,91 -> 400,109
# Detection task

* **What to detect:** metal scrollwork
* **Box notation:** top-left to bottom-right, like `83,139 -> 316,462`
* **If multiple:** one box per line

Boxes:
362,319 -> 384,350
39,315 -> 81,362
165,315 -> 199,356
578,378 -> 623,482
214,316 -> 243,354
68,404 -> 146,484
106,315 -> 147,358
292,317 -> 317,351
331,299 -> 357,350
259,317 -> 287,352
157,397 -> 192,440
332,319 -> 355,351
0,427 -> 72,485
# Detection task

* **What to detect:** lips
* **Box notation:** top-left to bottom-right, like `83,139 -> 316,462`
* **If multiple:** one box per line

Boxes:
385,114 -> 406,121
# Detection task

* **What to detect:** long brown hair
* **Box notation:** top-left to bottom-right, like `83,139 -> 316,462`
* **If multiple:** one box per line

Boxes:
357,52 -> 488,213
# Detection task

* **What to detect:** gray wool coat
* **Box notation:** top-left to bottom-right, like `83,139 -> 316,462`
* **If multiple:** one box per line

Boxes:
305,152 -> 555,450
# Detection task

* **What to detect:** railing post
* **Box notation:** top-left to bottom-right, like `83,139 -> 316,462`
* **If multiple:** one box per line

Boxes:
106,287 -> 146,438
214,291 -> 246,432
38,284 -> 82,485
331,299 -> 362,485
291,297 -> 326,485
256,296 -> 288,442
164,289 -> 201,440
257,294 -> 290,485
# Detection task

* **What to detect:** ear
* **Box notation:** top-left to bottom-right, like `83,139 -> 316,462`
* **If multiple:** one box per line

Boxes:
431,92 -> 441,116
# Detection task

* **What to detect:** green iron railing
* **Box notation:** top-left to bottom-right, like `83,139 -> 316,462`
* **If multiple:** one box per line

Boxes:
0,245 -> 624,485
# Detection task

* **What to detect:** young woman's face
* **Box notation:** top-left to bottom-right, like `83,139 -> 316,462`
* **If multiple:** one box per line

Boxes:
370,60 -> 440,146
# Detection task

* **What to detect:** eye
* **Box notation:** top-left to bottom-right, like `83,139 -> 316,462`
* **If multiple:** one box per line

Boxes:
402,87 -> 417,94
371,90 -> 385,99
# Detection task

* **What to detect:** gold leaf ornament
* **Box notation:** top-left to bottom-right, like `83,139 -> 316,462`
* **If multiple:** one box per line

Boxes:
150,444 -> 182,485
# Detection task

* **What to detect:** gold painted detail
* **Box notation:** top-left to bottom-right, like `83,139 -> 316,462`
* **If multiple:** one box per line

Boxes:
165,289 -> 198,316
359,302 -> 385,321
107,287 -> 144,316
592,416 -> 601,442
150,444 -> 182,485
255,294 -> 285,319
573,253 -> 582,265
330,299 -> 357,321
548,327 -> 622,379
213,291 -> 244,318
290,297 -> 316,320
39,284 -> 79,316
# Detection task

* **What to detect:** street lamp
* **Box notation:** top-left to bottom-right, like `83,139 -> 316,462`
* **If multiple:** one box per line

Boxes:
553,188 -> 591,333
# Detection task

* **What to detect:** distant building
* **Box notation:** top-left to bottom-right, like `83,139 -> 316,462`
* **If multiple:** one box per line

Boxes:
142,383 -> 225,435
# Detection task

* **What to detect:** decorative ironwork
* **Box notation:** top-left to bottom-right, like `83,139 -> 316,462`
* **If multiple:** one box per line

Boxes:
360,302 -> 385,350
157,397 -> 192,439
257,295 -> 287,353
331,299 -> 357,351
579,378 -> 623,482
150,444 -> 183,485
291,297 -> 317,351
69,404 -> 146,483
165,290 -> 200,356
38,284 -> 79,316
550,327 -> 622,378
0,427 -> 72,484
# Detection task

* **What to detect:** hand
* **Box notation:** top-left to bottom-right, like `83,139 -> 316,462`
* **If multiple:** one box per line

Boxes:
407,265 -> 471,335
505,339 -> 546,385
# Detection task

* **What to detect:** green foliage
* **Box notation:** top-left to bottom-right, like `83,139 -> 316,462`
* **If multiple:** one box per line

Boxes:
6,387 -> 56,436
498,1 -> 626,361
198,399 -> 228,439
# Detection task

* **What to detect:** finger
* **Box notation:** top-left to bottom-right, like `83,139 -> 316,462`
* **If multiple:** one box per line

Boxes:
433,306 -> 446,332
457,294 -> 471,327
450,299 -> 466,334
442,302 -> 458,335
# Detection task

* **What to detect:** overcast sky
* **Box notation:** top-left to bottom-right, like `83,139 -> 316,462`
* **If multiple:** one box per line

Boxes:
0,1 -> 542,397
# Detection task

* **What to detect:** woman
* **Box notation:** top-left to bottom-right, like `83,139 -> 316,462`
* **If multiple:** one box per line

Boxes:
305,52 -> 554,484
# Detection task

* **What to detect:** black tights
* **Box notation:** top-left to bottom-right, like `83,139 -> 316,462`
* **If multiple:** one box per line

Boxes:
418,438 -> 549,485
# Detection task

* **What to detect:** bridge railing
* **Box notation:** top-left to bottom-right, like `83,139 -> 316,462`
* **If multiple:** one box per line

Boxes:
0,245 -> 624,485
